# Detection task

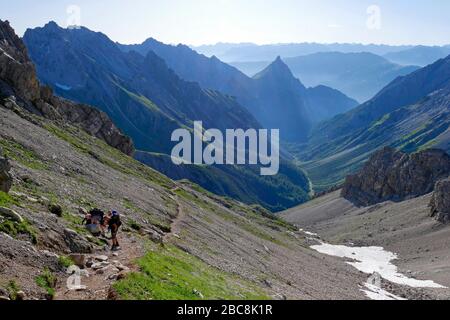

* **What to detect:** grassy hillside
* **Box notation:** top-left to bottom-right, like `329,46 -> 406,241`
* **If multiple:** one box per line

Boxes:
0,104 -> 366,300
0,105 -> 266,299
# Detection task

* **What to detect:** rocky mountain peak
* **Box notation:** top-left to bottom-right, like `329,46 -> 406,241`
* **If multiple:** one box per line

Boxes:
0,19 -> 134,156
42,20 -> 60,31
0,20 -> 41,102
141,37 -> 160,47
253,55 -> 294,80
342,147 -> 450,207
0,20 -> 29,63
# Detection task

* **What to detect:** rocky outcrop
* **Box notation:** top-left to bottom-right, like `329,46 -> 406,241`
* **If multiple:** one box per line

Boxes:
44,91 -> 135,155
342,147 -> 450,206
63,229 -> 93,254
0,20 -> 134,156
0,21 -> 40,102
430,178 -> 450,223
0,148 -> 12,193
0,207 -> 23,222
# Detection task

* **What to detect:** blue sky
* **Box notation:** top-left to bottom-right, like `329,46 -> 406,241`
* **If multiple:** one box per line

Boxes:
2,0 -> 449,45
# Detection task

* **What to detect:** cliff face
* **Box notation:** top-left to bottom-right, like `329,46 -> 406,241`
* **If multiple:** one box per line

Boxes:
430,178 -> 450,223
0,21 -> 40,102
342,147 -> 450,207
0,20 -> 134,156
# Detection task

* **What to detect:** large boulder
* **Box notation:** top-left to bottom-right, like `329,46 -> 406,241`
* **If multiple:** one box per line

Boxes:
63,228 -> 93,254
342,147 -> 450,206
430,178 -> 450,223
0,148 -> 12,193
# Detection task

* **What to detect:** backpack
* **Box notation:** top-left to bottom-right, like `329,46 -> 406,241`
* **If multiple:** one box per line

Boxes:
90,208 -> 104,224
109,211 -> 122,228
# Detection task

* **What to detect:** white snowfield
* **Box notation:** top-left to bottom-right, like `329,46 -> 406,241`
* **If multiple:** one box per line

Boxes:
311,242 -> 446,289
55,83 -> 72,91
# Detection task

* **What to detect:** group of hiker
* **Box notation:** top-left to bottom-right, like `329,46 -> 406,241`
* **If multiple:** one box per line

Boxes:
79,208 -> 122,251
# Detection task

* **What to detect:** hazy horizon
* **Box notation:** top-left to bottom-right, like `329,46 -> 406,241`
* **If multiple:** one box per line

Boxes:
7,20 -> 450,49
2,0 -> 450,46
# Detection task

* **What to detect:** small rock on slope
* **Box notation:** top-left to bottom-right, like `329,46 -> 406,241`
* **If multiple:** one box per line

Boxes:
0,149 -> 12,193
63,229 -> 93,254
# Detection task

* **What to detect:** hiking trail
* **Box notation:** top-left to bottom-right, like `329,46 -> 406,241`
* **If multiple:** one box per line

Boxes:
164,187 -> 187,242
55,233 -> 144,300
55,188 -> 188,300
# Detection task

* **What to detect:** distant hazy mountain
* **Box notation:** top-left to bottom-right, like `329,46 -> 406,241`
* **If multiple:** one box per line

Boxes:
305,85 -> 361,123
250,57 -> 357,139
23,22 -> 312,211
249,57 -> 312,141
192,42 -> 414,63
118,38 -> 253,99
284,52 -> 419,102
120,40 -> 357,142
296,54 -> 450,191
191,42 -> 255,59
311,55 -> 450,143
232,52 -> 419,102
228,61 -> 271,77
384,45 -> 450,67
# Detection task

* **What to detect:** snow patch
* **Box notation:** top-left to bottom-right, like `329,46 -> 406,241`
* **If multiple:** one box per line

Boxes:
311,242 -> 446,288
55,83 -> 72,91
0,47 -> 17,62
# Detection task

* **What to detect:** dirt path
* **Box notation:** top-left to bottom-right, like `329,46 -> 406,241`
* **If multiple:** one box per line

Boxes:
163,191 -> 186,243
55,233 -> 144,300
56,190 -> 188,300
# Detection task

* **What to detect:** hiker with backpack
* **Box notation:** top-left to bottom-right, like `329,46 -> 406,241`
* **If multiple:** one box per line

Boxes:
80,207 -> 122,250
81,208 -> 105,236
107,210 -> 122,251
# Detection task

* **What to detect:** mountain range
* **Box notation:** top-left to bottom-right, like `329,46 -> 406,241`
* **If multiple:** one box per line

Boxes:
231,52 -> 419,102
384,45 -> 450,67
2,17 -> 450,301
296,54 -> 450,190
22,22 -> 450,202
23,22 -> 312,211
23,22 -> 259,154
193,42 -> 416,62
194,42 -> 450,67
119,39 -> 358,141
